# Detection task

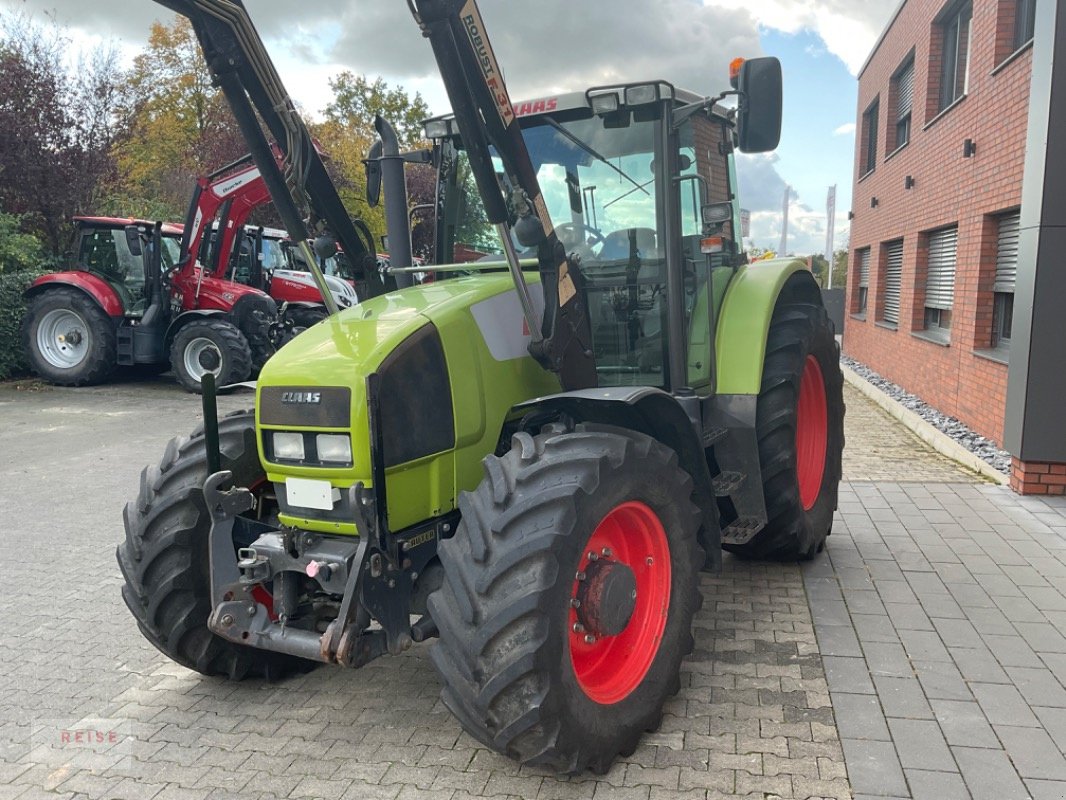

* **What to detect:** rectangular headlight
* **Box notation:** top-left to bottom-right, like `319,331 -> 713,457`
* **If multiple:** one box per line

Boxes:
590,92 -> 621,115
273,431 -> 305,460
316,434 -> 352,464
423,119 -> 451,140
625,84 -> 660,106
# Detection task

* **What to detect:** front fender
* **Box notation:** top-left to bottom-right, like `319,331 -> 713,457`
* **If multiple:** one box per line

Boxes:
512,387 -> 721,569
24,272 -> 124,318
164,309 -> 224,348
714,259 -> 821,395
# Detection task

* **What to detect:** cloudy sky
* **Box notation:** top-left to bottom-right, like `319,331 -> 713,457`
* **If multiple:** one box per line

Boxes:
3,0 -> 897,255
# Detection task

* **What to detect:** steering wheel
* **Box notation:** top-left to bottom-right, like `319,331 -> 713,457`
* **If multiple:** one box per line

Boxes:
556,222 -> 606,251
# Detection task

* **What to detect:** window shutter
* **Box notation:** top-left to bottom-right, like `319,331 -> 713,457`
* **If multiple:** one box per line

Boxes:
925,226 -> 957,310
859,248 -> 870,288
897,62 -> 914,120
883,240 -> 903,324
994,211 -> 1020,293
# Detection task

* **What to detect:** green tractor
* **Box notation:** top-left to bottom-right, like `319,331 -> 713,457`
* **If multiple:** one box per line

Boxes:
118,0 -> 843,773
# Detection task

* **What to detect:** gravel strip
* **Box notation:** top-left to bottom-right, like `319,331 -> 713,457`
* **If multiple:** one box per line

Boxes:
841,355 -> 1011,475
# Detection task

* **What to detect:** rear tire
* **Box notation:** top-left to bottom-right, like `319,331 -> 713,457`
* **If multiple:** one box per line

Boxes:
286,306 -> 328,332
169,319 -> 252,394
725,301 -> 844,561
116,409 -> 307,680
22,288 -> 116,386
429,425 -> 701,773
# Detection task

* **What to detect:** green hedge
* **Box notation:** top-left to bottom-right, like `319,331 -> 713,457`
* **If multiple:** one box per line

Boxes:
0,269 -> 45,381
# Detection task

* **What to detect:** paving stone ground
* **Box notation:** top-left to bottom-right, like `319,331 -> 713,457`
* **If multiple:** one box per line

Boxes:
808,482 -> 1066,800
0,373 -> 1055,800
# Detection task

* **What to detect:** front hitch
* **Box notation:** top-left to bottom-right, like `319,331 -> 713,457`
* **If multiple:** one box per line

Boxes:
202,473 -> 438,667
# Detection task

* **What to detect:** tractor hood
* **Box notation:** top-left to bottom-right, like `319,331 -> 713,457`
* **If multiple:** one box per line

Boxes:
255,272 -> 560,534
260,272 -> 529,384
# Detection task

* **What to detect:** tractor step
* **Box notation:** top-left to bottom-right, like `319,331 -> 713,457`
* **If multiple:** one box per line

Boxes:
721,517 -> 763,545
712,471 -> 746,497
116,324 -> 135,366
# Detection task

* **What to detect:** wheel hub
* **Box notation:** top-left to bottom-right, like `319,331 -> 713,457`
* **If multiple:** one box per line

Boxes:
198,347 -> 221,371
62,329 -> 82,346
575,559 -> 637,638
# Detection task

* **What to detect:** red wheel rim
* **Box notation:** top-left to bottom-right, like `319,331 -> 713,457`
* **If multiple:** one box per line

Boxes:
796,355 -> 828,511
569,501 -> 671,705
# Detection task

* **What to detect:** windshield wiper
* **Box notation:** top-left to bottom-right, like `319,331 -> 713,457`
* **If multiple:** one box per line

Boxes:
543,117 -> 649,197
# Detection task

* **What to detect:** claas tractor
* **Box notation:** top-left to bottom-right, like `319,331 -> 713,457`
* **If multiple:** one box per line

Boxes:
117,0 -> 844,773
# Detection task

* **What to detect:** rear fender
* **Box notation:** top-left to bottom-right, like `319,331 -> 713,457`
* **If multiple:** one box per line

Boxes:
512,387 -> 721,569
24,272 -> 124,318
715,259 -> 822,396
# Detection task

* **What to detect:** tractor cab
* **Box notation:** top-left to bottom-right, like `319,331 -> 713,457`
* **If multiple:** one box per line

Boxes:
71,216 -> 183,317
428,85 -> 742,392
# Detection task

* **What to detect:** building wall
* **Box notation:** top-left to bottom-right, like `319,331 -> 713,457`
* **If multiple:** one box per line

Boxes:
845,0 -> 1033,446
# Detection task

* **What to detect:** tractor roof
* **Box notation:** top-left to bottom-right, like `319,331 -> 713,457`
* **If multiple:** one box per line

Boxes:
74,215 -> 185,237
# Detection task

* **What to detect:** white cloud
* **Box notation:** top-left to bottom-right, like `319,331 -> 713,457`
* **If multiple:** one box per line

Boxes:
701,0 -> 894,75
833,122 -> 856,136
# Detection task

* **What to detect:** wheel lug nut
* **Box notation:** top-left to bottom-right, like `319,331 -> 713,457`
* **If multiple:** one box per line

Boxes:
575,570 -> 586,581
584,634 -> 597,645
220,614 -> 234,626
247,605 -> 257,617
602,547 -> 612,557
572,622 -> 585,634
631,590 -> 637,600
570,598 -> 581,608
587,551 -> 599,561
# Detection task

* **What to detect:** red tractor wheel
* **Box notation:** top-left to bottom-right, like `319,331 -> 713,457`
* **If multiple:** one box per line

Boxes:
429,425 -> 702,773
724,300 -> 844,561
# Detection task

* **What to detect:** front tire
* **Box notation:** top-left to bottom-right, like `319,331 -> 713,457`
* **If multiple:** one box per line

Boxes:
116,409 -> 305,680
725,300 -> 844,561
169,319 -> 252,394
22,289 -> 117,386
429,425 -> 702,773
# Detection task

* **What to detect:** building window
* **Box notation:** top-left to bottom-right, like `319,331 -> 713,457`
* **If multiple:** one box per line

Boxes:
861,100 -> 879,176
938,1 -> 973,112
993,210 -> 1019,351
882,240 -> 904,326
1015,0 -> 1036,50
892,60 -> 914,151
925,225 -> 957,338
856,248 -> 871,315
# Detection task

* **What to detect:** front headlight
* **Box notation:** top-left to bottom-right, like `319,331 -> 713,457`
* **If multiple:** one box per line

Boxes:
273,431 -> 305,460
316,434 -> 352,463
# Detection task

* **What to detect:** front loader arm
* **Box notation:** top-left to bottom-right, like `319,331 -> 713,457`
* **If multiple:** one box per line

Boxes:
152,0 -> 385,306
410,0 -> 597,390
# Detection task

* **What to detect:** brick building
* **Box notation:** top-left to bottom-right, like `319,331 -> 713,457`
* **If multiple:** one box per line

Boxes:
843,0 -> 1065,493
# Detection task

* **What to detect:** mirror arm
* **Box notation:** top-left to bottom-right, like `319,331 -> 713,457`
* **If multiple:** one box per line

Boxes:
672,90 -> 738,130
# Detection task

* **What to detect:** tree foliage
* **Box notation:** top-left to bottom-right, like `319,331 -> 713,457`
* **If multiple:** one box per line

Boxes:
324,72 -> 431,151
0,11 -> 122,254
109,17 -> 245,221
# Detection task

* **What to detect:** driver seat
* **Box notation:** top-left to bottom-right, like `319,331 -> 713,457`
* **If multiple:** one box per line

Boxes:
599,228 -> 658,261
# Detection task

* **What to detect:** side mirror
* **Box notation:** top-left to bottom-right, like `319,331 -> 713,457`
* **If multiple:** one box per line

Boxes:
736,57 -> 783,154
124,225 -> 143,257
365,139 -> 383,208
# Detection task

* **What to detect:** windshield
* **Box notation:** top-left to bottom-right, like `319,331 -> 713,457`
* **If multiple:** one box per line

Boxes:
443,111 -> 667,386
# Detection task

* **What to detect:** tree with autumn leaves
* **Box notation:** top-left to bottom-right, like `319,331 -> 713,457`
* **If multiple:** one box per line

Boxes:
0,12 -> 435,261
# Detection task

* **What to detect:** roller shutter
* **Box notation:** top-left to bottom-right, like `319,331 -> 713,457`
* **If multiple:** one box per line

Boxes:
925,226 -> 957,310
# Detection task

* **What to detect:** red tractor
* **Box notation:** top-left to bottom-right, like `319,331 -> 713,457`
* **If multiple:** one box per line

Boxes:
192,152 -> 371,329
21,215 -> 279,392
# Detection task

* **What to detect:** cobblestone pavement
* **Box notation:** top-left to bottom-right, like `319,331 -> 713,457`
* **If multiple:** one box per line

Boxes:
840,383 -> 981,484
0,375 -> 1045,800
810,482 -> 1066,799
